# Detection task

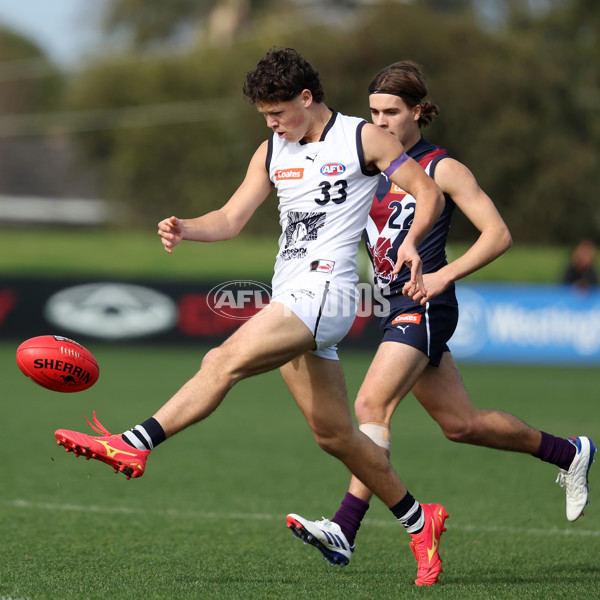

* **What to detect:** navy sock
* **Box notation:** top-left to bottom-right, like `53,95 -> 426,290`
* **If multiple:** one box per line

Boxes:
122,418 -> 166,450
534,431 -> 576,471
331,493 -> 370,546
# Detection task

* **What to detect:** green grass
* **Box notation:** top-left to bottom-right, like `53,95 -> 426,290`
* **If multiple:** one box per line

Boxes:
0,227 -> 580,282
1,227 -> 598,598
2,342 -> 599,599
0,228 -> 279,281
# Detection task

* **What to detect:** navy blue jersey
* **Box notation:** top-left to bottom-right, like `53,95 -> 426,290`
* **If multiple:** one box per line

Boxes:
365,137 -> 456,297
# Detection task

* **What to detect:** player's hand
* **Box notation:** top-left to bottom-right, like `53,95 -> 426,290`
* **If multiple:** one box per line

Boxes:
157,215 -> 184,253
394,241 -> 425,301
403,271 -> 449,305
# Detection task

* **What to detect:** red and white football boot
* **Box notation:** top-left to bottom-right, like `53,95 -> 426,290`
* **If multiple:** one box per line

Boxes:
55,412 -> 149,479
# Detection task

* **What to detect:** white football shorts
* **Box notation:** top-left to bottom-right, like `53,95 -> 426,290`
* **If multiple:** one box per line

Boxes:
271,281 -> 358,360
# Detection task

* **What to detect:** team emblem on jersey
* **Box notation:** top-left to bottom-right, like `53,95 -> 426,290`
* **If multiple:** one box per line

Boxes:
367,236 -> 397,286
280,211 -> 326,260
320,163 -> 346,176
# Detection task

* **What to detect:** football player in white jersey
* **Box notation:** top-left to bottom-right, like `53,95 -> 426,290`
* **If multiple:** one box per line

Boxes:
54,49 -> 449,586
286,61 -> 596,567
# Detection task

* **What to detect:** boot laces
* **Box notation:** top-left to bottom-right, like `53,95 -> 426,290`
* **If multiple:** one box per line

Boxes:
84,411 -> 112,436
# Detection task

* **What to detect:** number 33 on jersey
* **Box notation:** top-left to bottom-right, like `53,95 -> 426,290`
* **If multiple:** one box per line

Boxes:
268,112 -> 380,288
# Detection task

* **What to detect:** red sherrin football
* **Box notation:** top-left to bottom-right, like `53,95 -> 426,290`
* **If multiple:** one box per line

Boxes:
16,335 -> 99,392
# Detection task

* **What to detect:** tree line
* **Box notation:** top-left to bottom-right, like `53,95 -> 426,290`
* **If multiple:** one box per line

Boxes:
1,0 -> 598,244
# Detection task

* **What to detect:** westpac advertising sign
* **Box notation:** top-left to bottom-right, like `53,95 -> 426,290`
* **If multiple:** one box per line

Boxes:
451,284 -> 600,364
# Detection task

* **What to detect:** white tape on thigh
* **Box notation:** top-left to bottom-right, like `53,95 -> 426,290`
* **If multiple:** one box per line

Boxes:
359,423 -> 391,452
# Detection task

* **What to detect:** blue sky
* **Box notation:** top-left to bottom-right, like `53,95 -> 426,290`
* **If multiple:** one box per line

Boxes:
0,0 -> 103,66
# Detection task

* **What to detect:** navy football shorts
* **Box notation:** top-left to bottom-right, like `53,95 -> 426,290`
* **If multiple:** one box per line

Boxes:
379,289 -> 458,367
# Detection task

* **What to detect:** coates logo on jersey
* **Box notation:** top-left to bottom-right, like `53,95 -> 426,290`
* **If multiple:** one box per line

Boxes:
275,168 -> 304,181
320,163 -> 346,176
392,313 -> 422,325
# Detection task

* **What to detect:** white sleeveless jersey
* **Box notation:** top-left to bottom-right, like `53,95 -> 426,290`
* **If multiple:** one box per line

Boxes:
267,112 -> 380,293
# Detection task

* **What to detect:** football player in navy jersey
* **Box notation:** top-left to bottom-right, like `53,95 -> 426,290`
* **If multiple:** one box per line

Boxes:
286,61 -> 595,566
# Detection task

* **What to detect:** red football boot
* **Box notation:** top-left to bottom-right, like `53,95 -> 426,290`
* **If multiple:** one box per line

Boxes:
55,412 -> 149,479
409,503 -> 449,586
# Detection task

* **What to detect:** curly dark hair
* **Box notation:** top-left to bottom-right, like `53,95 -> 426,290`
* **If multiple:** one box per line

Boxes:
243,47 -> 325,105
369,61 -> 439,128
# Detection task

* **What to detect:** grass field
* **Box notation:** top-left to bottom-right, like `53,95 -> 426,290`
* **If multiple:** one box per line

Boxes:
0,227 -> 581,283
2,342 -> 599,600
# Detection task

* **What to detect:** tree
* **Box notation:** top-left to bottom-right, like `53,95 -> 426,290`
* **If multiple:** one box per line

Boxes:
103,0 -> 266,49
0,28 -> 75,198
65,0 -> 600,243
0,28 -> 63,115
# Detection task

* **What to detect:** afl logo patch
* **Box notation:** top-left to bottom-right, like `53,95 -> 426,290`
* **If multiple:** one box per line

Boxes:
320,163 -> 346,176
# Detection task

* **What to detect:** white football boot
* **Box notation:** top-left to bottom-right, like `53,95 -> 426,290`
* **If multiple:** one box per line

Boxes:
556,436 -> 596,521
286,513 -> 354,566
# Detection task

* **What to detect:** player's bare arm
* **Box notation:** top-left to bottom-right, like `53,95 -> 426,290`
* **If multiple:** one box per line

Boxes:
405,157 -> 512,300
362,124 -> 444,244
362,123 -> 444,294
158,142 -> 273,253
